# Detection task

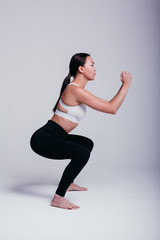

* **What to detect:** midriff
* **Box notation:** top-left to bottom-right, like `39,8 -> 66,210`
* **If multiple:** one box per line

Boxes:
51,114 -> 78,133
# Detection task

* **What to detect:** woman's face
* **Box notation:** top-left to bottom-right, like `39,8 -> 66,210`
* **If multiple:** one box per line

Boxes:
82,56 -> 96,80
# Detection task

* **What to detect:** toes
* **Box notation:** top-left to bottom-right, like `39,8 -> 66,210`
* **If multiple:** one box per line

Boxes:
81,187 -> 88,191
68,206 -> 73,210
68,205 -> 80,210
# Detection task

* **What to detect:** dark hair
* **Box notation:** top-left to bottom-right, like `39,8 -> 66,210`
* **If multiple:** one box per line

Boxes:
53,52 -> 90,112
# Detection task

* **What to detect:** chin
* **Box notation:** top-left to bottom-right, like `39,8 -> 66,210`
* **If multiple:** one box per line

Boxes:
88,78 -> 95,81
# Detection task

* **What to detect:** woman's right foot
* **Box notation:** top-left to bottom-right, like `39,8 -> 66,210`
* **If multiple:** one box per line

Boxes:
51,194 -> 80,210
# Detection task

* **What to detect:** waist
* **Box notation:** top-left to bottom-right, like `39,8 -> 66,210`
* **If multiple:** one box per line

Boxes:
55,109 -> 78,123
51,115 -> 78,133
46,120 -> 68,136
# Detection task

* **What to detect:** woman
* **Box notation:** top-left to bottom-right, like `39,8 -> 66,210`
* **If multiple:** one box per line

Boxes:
30,53 -> 132,210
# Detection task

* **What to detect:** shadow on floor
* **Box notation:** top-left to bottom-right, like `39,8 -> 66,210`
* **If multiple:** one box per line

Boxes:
8,178 -> 59,200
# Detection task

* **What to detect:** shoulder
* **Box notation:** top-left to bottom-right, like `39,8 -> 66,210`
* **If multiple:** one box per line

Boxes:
73,86 -> 99,105
65,83 -> 88,96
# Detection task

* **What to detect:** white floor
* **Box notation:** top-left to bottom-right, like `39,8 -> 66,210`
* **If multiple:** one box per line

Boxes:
1,167 -> 159,240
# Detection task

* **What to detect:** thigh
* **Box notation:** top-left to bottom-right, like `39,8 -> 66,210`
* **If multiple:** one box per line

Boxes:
65,134 -> 94,152
31,130 -> 89,160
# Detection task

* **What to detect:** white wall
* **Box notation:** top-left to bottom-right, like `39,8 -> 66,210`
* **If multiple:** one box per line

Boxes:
0,0 -> 159,181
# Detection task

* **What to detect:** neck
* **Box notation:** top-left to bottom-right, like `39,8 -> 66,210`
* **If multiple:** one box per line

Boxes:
72,74 -> 88,89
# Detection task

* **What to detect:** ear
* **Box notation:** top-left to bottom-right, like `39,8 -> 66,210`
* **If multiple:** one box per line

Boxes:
78,66 -> 84,74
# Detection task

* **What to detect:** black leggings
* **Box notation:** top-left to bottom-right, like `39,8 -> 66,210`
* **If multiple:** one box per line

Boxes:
30,120 -> 94,197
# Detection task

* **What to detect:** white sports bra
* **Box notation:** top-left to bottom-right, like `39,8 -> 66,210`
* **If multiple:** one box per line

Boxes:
55,83 -> 87,124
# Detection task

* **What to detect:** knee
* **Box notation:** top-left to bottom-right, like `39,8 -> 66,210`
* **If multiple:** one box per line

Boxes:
90,139 -> 94,152
87,138 -> 94,152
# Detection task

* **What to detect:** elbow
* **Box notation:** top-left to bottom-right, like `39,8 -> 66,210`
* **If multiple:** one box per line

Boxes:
108,101 -> 118,115
111,107 -> 118,115
111,110 -> 117,115
105,102 -> 118,114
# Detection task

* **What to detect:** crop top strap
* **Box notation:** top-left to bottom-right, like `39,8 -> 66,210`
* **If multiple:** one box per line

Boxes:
59,99 -> 67,108
59,83 -> 79,109
68,83 -> 79,87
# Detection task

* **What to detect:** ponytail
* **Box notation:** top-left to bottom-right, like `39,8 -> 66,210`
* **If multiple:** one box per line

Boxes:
53,53 -> 90,112
53,74 -> 71,112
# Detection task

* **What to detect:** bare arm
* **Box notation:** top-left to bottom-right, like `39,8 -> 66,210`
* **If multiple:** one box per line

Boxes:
109,71 -> 131,113
75,71 -> 132,114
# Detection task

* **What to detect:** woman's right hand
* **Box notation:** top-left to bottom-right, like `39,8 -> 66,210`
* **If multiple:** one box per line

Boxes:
120,71 -> 132,85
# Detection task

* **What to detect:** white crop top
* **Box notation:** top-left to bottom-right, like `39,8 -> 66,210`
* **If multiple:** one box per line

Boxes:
55,83 -> 87,123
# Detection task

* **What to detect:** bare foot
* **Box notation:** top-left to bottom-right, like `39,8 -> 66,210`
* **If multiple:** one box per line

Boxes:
51,194 -> 80,210
67,183 -> 88,192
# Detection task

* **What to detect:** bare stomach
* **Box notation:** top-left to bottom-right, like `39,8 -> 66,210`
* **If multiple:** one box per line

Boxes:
50,114 -> 78,133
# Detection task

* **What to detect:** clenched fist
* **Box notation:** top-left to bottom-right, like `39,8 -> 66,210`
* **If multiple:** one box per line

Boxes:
120,71 -> 132,84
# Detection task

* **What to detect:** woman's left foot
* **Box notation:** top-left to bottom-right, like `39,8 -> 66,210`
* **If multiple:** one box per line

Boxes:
67,183 -> 88,192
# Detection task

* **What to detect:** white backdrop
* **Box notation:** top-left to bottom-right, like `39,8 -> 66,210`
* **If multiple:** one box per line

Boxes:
0,0 -> 159,183
0,1 -> 160,240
